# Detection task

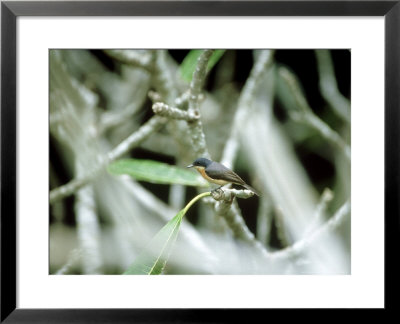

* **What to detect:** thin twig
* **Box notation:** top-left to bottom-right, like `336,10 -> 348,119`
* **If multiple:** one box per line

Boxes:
188,49 -> 214,113
149,90 -> 192,109
256,197 -> 273,246
315,50 -> 351,123
106,116 -> 166,162
151,50 -> 179,104
271,199 -> 351,260
221,50 -> 274,169
208,188 -> 266,258
300,111 -> 351,160
187,49 -> 214,159
150,52 -> 194,162
50,115 -> 167,204
215,199 -> 270,258
278,66 -> 351,161
99,102 -> 142,134
304,188 -> 334,236
211,187 -> 255,201
174,90 -> 191,108
148,90 -> 163,103
152,102 -> 199,121
274,206 -> 291,247
75,181 -> 102,274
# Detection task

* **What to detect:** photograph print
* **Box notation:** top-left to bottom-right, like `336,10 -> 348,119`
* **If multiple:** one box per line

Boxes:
49,49 -> 351,275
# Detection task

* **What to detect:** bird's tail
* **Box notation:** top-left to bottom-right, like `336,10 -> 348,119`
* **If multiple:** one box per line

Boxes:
243,183 -> 259,196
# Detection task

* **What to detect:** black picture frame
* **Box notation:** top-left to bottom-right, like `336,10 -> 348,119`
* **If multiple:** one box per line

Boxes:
1,0 -> 399,322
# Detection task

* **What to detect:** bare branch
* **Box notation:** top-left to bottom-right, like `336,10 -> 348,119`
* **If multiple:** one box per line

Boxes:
151,50 -> 179,104
221,50 -> 274,169
50,116 -> 167,204
304,188 -> 334,236
271,199 -> 351,260
188,49 -> 214,112
315,50 -> 351,123
187,49 -> 214,159
75,178 -> 102,274
278,66 -> 351,161
215,199 -> 270,258
152,102 -> 199,121
211,187 -> 255,201
106,116 -> 166,162
256,197 -> 274,246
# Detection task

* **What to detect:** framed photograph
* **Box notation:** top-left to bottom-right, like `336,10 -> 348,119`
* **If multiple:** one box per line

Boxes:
1,0 -> 398,322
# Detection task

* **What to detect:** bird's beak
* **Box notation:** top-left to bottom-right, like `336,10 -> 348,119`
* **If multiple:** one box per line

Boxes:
187,164 -> 194,168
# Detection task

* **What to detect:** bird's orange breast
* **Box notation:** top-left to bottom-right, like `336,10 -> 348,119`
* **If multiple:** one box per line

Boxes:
195,166 -> 229,185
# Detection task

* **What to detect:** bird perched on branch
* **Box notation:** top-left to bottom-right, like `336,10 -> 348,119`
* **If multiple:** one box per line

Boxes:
187,157 -> 259,196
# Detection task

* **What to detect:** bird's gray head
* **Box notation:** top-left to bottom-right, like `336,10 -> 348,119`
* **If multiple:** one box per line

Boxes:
187,157 -> 212,168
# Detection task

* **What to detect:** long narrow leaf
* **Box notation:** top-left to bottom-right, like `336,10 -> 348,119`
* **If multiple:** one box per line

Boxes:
108,159 -> 208,187
124,192 -> 211,275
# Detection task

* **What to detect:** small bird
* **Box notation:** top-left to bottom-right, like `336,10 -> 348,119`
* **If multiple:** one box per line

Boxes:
187,157 -> 259,196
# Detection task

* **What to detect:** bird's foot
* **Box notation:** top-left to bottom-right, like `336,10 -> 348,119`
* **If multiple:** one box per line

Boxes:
211,186 -> 223,194
211,186 -> 224,200
210,186 -> 234,203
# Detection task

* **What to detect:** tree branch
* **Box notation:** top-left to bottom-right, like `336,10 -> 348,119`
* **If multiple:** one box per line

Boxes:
315,50 -> 351,123
221,50 -> 274,169
214,198 -> 270,259
187,49 -> 214,159
75,181 -> 102,274
211,187 -> 255,201
49,115 -> 167,204
278,66 -> 351,161
271,199 -> 351,260
303,188 -> 334,236
152,102 -> 199,121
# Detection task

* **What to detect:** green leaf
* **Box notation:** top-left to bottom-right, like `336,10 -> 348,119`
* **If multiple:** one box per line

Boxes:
108,159 -> 208,187
180,49 -> 226,82
124,192 -> 211,275
124,211 -> 183,275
